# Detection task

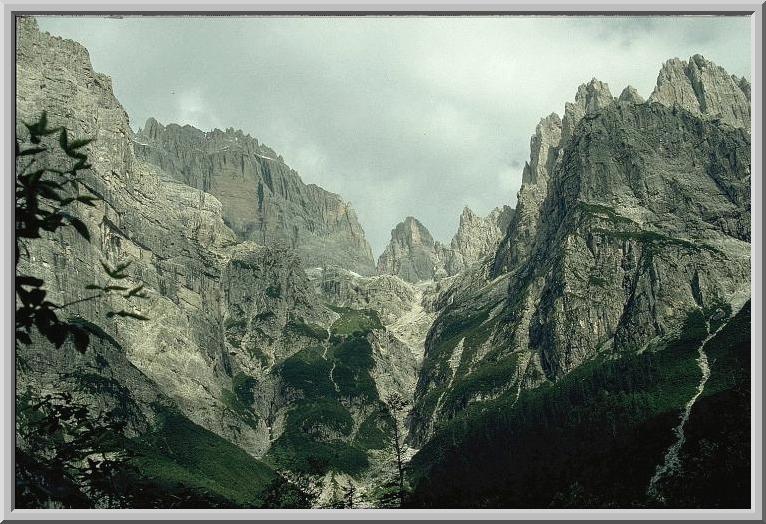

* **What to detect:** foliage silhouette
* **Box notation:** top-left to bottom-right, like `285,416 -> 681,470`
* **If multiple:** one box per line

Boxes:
15,112 -> 148,352
15,391 -> 135,508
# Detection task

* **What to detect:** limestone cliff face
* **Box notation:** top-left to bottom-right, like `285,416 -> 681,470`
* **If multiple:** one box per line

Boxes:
441,206 -> 515,276
515,101 -> 749,380
15,16 -> 261,451
561,78 -> 615,143
134,119 -> 376,276
15,17 -> 343,459
378,207 -> 513,283
493,112 -> 563,277
376,217 -> 439,282
618,85 -> 645,104
411,58 -> 751,445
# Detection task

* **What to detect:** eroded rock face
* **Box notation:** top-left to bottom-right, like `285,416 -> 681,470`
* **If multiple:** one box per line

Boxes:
650,54 -> 751,130
15,16 -> 267,453
441,206 -> 515,276
561,78 -> 615,143
521,101 -> 750,380
134,119 -> 376,276
619,85 -> 645,104
309,266 -> 418,325
493,112 -> 562,277
307,265 -> 441,417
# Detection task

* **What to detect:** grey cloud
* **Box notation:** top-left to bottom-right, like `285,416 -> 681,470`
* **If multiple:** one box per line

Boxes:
36,15 -> 750,255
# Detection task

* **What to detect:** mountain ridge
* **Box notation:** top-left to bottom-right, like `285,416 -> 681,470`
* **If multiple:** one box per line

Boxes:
133,117 -> 377,276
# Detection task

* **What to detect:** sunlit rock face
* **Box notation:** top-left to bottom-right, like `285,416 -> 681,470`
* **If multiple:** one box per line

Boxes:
376,216 -> 439,283
16,16 -> 266,453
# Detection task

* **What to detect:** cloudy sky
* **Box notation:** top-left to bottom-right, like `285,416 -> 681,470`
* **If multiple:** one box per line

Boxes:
37,15 -> 751,256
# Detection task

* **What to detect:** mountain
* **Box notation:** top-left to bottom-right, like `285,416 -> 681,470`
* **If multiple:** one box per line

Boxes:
133,118 -> 376,276
14,17 -> 393,506
377,217 -> 440,282
414,62 -> 750,442
377,206 -> 514,283
442,206 -> 515,275
16,17 -> 461,507
15,15 -> 751,511
406,57 -> 751,507
15,17 -> 291,506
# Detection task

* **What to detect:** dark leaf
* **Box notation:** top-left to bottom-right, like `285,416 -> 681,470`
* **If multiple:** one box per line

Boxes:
113,260 -> 132,273
65,215 -> 91,241
59,128 -> 69,151
36,184 -> 63,201
76,195 -> 100,206
28,288 -> 46,305
124,283 -> 145,298
68,138 -> 93,150
16,331 -> 32,345
106,310 -> 150,321
47,325 -> 68,348
17,275 -> 44,288
68,325 -> 90,353
17,146 -> 46,157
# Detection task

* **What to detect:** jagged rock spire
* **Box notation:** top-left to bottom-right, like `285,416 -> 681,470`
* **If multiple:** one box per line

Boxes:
650,54 -> 750,130
561,78 -> 615,143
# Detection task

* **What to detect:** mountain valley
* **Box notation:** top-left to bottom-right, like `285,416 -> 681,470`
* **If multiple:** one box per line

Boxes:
14,16 -> 752,510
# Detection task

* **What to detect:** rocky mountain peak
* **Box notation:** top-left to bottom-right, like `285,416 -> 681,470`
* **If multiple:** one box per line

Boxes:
453,206 -> 513,247
522,113 -> 562,186
561,78 -> 615,142
140,117 -> 164,141
378,206 -> 514,283
400,216 -> 435,248
459,205 -> 478,222
493,53 -> 749,279
618,85 -> 645,104
649,54 -> 750,130
377,217 -> 437,283
582,78 -> 615,112
443,205 -> 515,275
735,75 -> 751,100
493,111 -> 563,276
